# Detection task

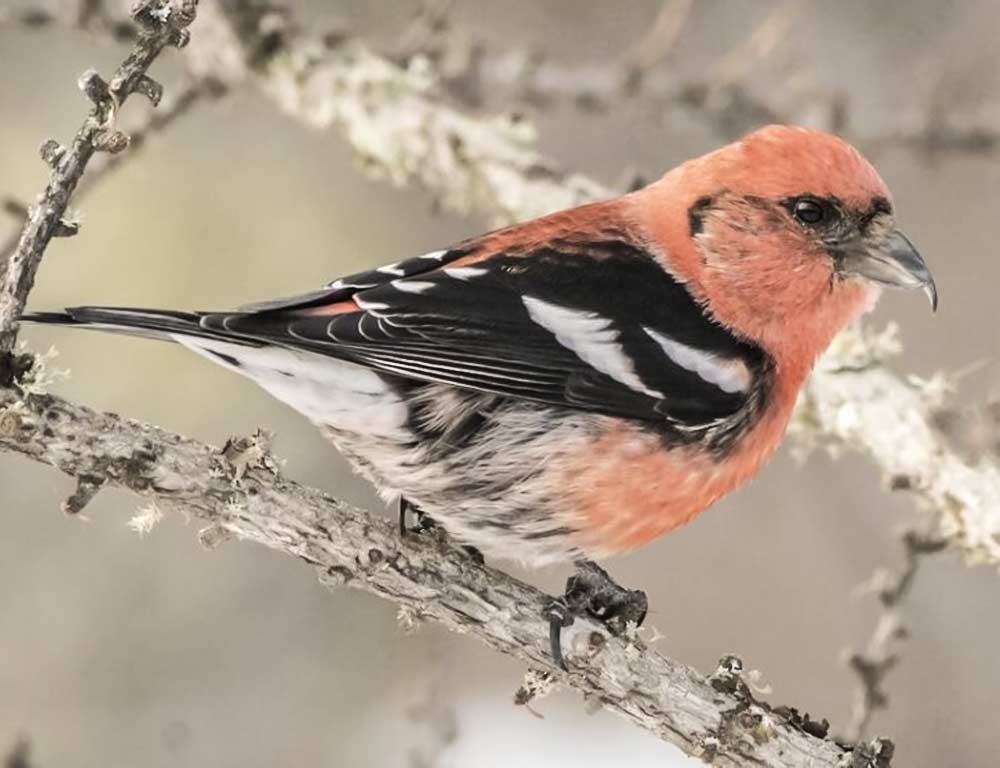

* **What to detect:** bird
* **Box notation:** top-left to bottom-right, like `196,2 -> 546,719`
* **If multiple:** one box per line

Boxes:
25,124 -> 936,667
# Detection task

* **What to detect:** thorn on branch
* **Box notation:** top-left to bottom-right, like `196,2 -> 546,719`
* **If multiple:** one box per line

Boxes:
52,218 -> 81,238
39,139 -> 66,168
133,74 -> 165,106
78,68 -> 112,106
92,130 -> 131,154
61,474 -> 106,515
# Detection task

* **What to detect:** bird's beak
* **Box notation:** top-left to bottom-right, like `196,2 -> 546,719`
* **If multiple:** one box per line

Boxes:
838,229 -> 937,311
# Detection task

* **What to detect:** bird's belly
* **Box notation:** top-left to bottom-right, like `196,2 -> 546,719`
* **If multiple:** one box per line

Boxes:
316,387 -> 609,567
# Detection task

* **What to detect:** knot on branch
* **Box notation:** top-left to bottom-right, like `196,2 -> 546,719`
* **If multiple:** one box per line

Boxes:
39,139 -> 66,169
0,351 -> 33,389
61,474 -> 106,515
840,738 -> 895,768
709,653 -> 748,696
77,69 -> 130,153
131,0 -> 198,47
219,428 -> 281,483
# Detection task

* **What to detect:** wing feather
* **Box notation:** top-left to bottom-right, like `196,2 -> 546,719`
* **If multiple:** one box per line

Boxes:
199,232 -> 769,428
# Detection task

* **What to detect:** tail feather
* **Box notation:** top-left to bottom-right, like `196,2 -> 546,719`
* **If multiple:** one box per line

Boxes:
22,306 -> 259,346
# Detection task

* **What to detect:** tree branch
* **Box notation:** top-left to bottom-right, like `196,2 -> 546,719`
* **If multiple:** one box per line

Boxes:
841,528 -> 947,743
0,0 -> 197,355
0,383 -> 887,768
0,75 -> 222,273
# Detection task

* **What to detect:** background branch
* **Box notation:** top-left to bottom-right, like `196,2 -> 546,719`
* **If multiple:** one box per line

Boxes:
841,528 -> 947,743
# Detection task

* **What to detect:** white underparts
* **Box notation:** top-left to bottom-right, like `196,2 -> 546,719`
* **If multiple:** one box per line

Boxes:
174,336 -> 410,438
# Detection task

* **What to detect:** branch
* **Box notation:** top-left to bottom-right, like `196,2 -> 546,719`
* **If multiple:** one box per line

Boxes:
841,528 -> 947,742
385,0 -> 998,156
189,4 -> 1000,568
0,75 -> 222,273
0,384 -> 884,768
0,0 -> 197,355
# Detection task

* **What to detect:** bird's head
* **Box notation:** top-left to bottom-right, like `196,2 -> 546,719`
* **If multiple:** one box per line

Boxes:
636,125 -> 936,366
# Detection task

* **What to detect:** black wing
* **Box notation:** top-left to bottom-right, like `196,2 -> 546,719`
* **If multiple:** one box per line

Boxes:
203,238 -> 771,429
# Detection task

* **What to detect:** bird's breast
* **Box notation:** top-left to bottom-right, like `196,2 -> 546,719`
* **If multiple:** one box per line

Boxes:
558,396 -> 797,556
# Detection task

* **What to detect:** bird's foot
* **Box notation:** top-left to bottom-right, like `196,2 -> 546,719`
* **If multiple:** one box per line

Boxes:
398,497 -> 485,563
543,561 -> 648,670
398,496 -> 437,536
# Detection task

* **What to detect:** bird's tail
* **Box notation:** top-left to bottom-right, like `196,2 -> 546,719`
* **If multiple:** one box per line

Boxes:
21,307 -> 258,347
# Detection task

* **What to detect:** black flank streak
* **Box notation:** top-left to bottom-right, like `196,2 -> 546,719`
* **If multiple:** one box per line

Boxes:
207,350 -> 242,367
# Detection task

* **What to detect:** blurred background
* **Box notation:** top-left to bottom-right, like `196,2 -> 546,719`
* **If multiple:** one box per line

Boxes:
1,1 -> 999,766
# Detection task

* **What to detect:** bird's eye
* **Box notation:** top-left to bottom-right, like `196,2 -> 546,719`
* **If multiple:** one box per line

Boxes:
792,197 -> 827,225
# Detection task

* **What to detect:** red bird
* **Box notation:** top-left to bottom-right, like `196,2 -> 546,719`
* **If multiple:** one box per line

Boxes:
28,125 -> 935,665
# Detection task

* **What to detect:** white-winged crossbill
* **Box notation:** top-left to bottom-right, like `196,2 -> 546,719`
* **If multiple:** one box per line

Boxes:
27,125 -> 936,659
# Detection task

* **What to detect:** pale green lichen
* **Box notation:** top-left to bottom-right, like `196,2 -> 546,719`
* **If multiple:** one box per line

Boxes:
128,501 -> 163,537
13,341 -> 69,397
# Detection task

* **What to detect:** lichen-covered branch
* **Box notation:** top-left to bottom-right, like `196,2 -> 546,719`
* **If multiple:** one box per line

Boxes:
190,3 -> 1000,568
0,383 -> 884,768
841,527 -> 947,743
0,0 -> 198,354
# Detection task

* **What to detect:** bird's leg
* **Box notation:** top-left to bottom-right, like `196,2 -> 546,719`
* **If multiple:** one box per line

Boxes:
397,496 -> 485,563
543,560 -> 648,670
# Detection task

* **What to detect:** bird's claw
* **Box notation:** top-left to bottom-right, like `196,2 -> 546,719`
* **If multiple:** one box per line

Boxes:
543,598 -> 575,671
398,497 -> 485,563
544,561 -> 648,670
398,496 -> 437,537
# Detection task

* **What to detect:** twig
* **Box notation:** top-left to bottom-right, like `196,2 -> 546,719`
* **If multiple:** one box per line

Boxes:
842,528 -> 948,743
0,384 -> 884,768
0,76 -> 221,273
0,0 -> 198,355
383,0 -> 998,155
